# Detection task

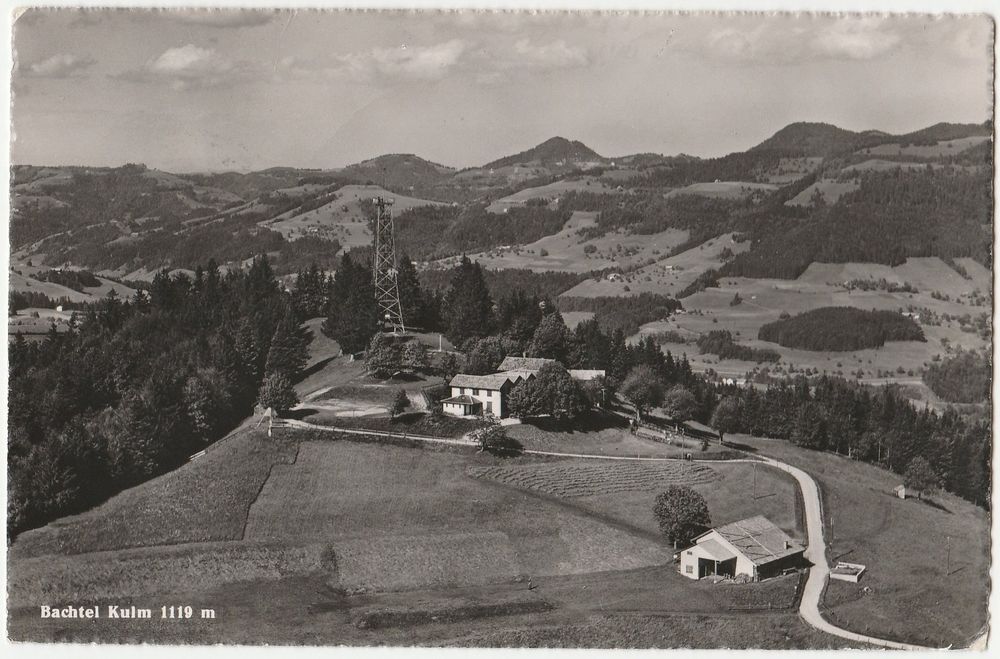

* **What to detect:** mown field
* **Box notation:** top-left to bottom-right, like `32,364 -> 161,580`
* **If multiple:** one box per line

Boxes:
732,435 -> 990,648
9,424 -> 822,646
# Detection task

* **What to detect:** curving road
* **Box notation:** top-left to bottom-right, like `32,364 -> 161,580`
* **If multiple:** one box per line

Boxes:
279,418 -> 945,649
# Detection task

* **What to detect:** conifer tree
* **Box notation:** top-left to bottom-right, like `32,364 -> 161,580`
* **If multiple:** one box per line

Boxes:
441,256 -> 494,347
322,254 -> 380,354
264,306 -> 312,380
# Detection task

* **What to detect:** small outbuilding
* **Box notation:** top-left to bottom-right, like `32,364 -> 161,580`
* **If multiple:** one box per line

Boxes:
679,515 -> 804,581
893,484 -> 907,499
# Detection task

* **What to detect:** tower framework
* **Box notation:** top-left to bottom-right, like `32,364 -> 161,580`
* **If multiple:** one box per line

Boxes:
371,196 -> 406,334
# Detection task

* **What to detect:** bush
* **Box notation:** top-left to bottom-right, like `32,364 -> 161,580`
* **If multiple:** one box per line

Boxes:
258,373 -> 299,413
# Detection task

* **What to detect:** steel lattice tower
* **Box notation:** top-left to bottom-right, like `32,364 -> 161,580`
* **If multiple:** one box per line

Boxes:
371,196 -> 406,334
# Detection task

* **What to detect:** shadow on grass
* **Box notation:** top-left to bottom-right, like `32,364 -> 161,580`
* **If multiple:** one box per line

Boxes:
720,439 -> 759,453
284,408 -> 319,421
916,497 -> 952,514
520,409 -> 627,435
297,356 -> 337,381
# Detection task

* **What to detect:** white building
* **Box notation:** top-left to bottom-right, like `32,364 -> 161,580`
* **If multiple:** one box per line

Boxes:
442,371 -> 534,418
442,357 -> 605,419
679,515 -> 804,581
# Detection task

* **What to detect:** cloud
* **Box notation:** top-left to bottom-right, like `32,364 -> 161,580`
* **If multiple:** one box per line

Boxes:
332,39 -> 468,83
118,44 -> 258,90
511,38 -> 589,68
278,36 -> 589,86
167,9 -> 278,29
22,53 -> 96,78
702,18 -> 904,64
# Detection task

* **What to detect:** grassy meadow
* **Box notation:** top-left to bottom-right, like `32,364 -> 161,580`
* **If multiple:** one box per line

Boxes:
733,435 -> 990,648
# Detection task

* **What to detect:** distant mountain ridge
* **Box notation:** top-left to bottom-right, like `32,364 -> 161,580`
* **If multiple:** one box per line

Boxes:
482,136 -> 606,170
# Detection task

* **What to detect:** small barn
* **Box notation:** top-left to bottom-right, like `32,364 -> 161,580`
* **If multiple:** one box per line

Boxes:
679,515 -> 804,581
893,484 -> 907,499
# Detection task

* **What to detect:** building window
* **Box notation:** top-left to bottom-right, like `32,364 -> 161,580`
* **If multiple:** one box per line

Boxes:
685,565 -> 693,574
686,551 -> 693,555
475,389 -> 480,396
486,401 -> 493,413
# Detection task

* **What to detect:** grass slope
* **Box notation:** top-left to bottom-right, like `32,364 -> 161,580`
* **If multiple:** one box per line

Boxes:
12,425 -> 297,559
733,435 -> 989,648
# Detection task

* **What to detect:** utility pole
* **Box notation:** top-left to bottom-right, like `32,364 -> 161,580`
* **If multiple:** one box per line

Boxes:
752,461 -> 757,500
946,536 -> 951,575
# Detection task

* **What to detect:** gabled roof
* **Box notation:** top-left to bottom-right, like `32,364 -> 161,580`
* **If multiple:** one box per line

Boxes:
706,515 -> 804,566
450,373 -> 512,390
498,356 -> 555,371
697,538 -> 736,562
440,395 -> 480,405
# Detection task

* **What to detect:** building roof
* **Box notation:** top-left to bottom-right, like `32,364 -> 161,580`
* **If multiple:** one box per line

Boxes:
440,395 -> 480,405
450,373 -> 512,390
498,356 -> 555,372
697,538 -> 736,562
702,515 -> 803,566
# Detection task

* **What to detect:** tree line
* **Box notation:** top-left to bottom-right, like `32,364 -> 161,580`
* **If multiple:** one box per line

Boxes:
556,293 -> 682,336
710,377 -> 990,507
8,258 -> 310,539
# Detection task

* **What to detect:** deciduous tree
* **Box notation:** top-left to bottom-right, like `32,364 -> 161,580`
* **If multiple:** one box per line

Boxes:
653,485 -> 711,548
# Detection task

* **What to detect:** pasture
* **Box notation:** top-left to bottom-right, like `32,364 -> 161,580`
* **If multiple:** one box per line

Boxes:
785,178 -> 859,206
733,435 -> 990,648
262,183 -> 445,249
638,256 -> 989,382
560,233 -> 748,297
485,176 -> 619,213
462,211 -> 689,274
665,181 -> 778,200
858,135 -> 990,158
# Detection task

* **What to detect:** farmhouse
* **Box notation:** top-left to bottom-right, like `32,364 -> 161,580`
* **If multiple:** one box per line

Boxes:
443,357 -> 606,419
442,371 -> 535,418
679,515 -> 804,581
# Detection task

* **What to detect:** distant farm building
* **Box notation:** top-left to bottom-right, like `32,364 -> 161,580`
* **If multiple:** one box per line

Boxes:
893,484 -> 908,499
679,515 -> 804,581
443,357 -> 605,419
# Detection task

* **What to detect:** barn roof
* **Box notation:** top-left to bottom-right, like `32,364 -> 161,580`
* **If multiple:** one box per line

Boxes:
696,538 -> 736,562
705,515 -> 803,566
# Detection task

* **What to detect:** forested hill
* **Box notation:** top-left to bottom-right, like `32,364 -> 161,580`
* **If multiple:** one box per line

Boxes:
483,136 -> 605,169
10,120 -> 992,282
749,122 -> 889,157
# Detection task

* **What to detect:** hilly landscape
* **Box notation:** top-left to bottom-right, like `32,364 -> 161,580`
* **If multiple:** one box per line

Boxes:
11,121 -> 992,407
8,119 -> 992,650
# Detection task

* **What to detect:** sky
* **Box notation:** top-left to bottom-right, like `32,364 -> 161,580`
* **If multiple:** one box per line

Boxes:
10,8 -> 995,172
